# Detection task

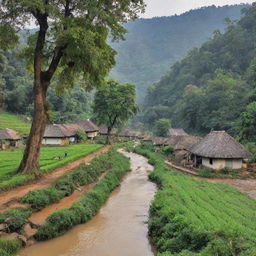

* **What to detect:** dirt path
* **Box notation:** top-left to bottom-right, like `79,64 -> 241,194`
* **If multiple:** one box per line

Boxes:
0,146 -> 109,212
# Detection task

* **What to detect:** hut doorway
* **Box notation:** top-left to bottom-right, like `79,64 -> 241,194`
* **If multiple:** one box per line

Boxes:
195,155 -> 202,167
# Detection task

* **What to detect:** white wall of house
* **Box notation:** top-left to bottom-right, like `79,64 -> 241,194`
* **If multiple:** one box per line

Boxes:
86,131 -> 98,138
42,138 -> 62,145
202,157 -> 242,170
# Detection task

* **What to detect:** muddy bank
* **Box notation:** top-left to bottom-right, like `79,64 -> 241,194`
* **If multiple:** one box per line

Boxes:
18,150 -> 156,256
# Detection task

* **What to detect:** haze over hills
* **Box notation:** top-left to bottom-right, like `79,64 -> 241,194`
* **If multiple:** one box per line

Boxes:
110,4 -> 248,102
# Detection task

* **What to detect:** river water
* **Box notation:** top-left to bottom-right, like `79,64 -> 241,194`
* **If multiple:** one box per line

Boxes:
18,150 -> 156,256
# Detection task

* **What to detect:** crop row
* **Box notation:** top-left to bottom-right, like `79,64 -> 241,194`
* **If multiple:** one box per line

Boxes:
134,145 -> 256,256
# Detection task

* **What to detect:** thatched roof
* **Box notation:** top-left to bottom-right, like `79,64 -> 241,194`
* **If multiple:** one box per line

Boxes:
98,126 -> 117,135
119,129 -> 143,138
0,128 -> 21,140
190,131 -> 252,159
152,137 -> 168,146
44,124 -> 81,138
168,128 -> 188,136
75,120 -> 99,132
166,135 -> 201,150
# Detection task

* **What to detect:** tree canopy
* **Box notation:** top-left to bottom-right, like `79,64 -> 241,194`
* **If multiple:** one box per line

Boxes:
93,80 -> 138,144
0,0 -> 145,173
141,3 -> 256,141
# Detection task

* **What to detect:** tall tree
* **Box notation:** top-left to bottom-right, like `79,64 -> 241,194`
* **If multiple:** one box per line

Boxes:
93,80 -> 138,144
154,118 -> 171,137
0,0 -> 145,173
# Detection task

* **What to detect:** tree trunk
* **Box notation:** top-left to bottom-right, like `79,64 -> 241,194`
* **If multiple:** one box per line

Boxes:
17,80 -> 49,174
105,126 -> 112,145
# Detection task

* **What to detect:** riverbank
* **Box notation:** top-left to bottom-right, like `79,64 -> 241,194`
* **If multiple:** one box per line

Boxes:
18,150 -> 156,256
134,145 -> 256,256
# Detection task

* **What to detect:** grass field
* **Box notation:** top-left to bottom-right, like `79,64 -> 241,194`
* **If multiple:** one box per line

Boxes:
0,111 -> 31,135
0,144 -> 102,190
134,145 -> 256,256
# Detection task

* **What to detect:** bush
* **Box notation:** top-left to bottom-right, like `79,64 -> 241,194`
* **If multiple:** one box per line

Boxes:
0,239 -> 22,256
21,187 -> 65,211
161,145 -> 174,155
0,208 -> 32,232
76,130 -> 87,142
198,167 -> 215,178
219,167 -> 231,174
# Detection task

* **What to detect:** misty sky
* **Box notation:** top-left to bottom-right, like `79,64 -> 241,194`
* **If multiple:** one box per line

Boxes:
142,0 -> 255,18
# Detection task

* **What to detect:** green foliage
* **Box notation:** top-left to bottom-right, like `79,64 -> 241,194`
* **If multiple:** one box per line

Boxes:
135,146 -> 256,255
93,80 -> 138,143
0,239 -> 22,256
198,168 -> 215,178
0,208 -> 32,232
35,152 -> 130,241
154,119 -> 171,137
110,5 -> 245,102
21,152 -> 113,210
161,145 -> 174,155
21,187 -> 65,211
0,111 -> 30,135
237,101 -> 256,142
0,144 -> 102,191
142,4 -> 256,138
76,130 -> 87,143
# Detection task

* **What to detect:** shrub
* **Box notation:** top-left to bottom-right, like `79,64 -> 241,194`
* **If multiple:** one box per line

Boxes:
161,145 -> 174,155
219,167 -> 231,174
0,208 -> 32,232
198,167 -> 215,178
21,187 -> 65,210
0,239 -> 22,256
76,130 -> 87,142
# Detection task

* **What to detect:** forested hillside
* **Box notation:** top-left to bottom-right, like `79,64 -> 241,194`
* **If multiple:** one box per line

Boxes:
0,4 -> 248,121
0,50 -> 93,123
110,4 -> 247,101
142,3 -> 256,144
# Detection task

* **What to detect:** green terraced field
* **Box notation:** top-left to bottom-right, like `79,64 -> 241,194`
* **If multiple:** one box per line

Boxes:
134,146 -> 256,256
0,144 -> 102,190
0,111 -> 31,135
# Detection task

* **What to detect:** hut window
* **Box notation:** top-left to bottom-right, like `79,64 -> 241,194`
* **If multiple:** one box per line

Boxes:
209,158 -> 213,165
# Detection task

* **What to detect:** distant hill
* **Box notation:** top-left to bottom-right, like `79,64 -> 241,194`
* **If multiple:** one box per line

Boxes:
110,4 -> 248,102
0,111 -> 31,135
141,3 -> 256,141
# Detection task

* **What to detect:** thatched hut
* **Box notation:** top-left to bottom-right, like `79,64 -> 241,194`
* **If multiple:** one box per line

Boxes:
0,128 -> 23,149
190,131 -> 252,170
42,124 -> 81,145
167,128 -> 188,137
75,120 -> 99,139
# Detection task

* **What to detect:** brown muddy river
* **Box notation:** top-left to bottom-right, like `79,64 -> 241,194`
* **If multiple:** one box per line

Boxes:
18,150 -> 156,256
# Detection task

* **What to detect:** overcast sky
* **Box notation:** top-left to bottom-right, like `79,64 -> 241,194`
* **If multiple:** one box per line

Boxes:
141,0 -> 255,18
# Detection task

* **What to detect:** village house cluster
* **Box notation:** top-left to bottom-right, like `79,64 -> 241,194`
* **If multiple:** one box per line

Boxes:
0,123 -> 252,170
149,128 -> 252,170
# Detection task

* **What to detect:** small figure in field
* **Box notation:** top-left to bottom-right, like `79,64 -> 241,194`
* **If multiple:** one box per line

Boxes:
64,152 -> 68,158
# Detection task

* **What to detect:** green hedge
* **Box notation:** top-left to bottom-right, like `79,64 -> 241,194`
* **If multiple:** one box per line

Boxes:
0,208 -> 32,232
20,153 -> 113,211
35,151 -> 130,241
0,239 -> 22,256
134,145 -> 256,256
